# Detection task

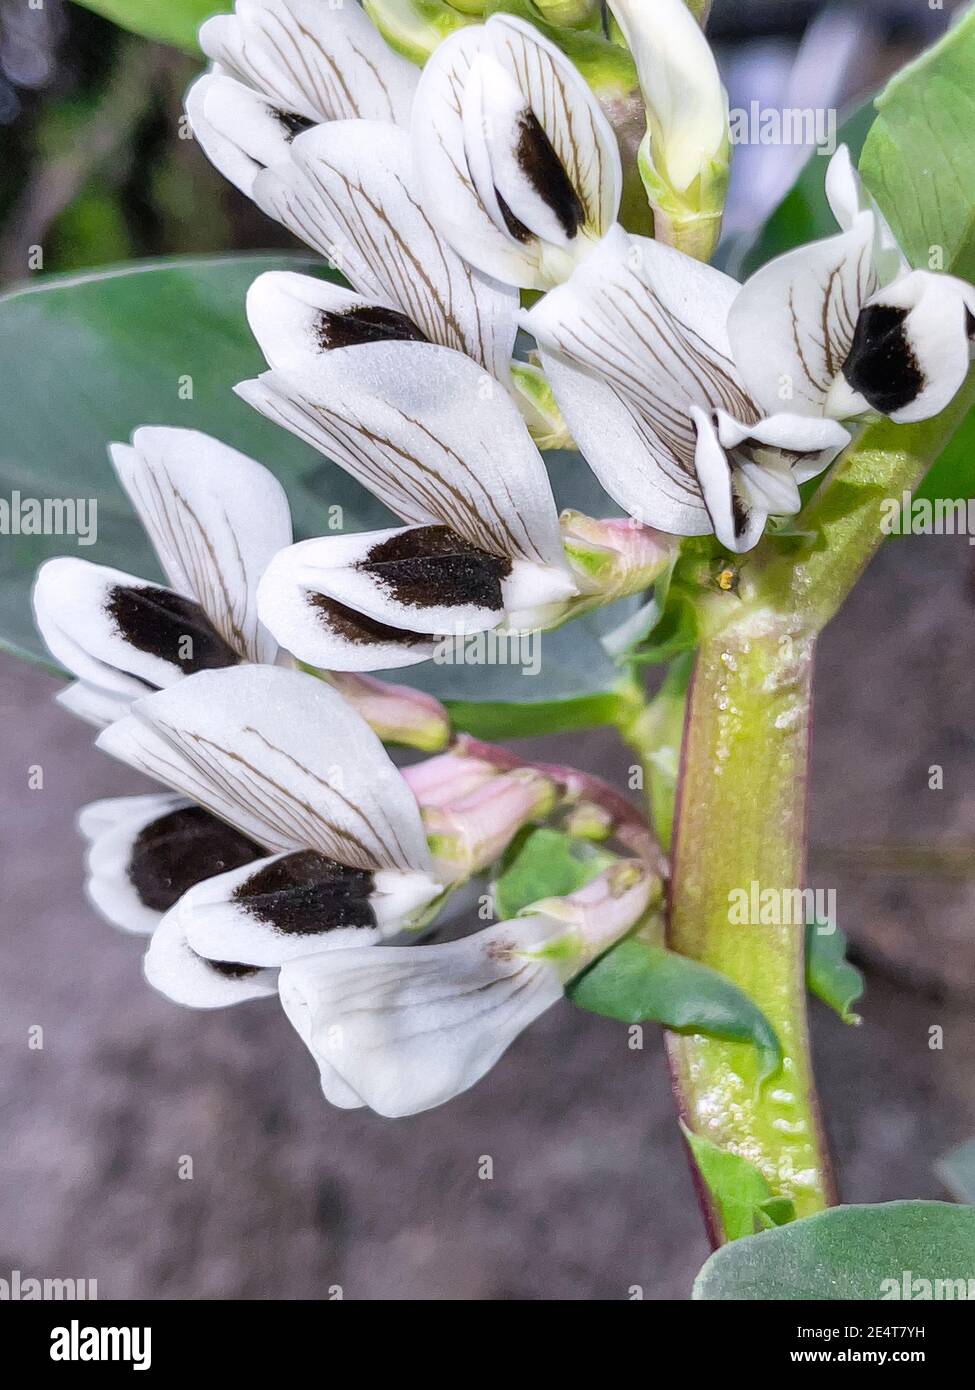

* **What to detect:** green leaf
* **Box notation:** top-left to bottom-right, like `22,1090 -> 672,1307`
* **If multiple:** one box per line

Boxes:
568,936 -> 782,1079
693,1202 -> 975,1300
70,0 -> 225,53
0,255 -> 636,724
682,1127 -> 794,1244
806,921 -> 864,1026
628,651 -> 693,851
936,1139 -> 975,1205
493,826 -> 615,920
859,7 -> 975,282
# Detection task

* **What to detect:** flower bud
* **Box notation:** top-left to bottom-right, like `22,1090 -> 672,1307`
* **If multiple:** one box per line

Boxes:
423,767 -> 557,882
323,672 -> 451,752
509,360 -> 575,452
560,511 -> 677,604
607,0 -> 729,260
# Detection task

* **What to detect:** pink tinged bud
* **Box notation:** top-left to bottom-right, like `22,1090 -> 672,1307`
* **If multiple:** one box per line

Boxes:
527,860 -> 661,981
325,672 -> 450,752
401,750 -> 500,808
424,768 -> 557,882
560,511 -> 677,604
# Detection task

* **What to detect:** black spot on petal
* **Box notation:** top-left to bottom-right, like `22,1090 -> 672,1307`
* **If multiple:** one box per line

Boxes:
307,593 -> 429,648
232,850 -> 377,936
494,187 -> 533,244
274,108 -> 315,141
207,958 -> 261,979
315,305 -> 428,351
514,109 -> 585,242
842,304 -> 925,416
128,806 -> 263,913
107,585 -> 240,674
359,525 -> 510,612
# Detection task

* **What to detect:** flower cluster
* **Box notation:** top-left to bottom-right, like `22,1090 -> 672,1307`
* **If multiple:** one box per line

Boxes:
34,0 -> 974,1115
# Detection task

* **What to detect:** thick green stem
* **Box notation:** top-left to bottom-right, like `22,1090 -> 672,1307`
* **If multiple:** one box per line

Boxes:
664,618 -> 832,1240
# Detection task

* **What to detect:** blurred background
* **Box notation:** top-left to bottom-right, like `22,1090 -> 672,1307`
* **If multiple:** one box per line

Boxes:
2,0 -> 975,1300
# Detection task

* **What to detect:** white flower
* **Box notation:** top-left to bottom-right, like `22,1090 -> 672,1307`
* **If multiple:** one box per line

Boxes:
727,146 -> 975,427
198,0 -> 418,129
95,664 -> 442,1006
279,860 -> 655,1115
187,83 -> 518,380
410,14 -> 622,289
238,271 -> 579,669
32,427 -> 292,726
524,225 -> 850,553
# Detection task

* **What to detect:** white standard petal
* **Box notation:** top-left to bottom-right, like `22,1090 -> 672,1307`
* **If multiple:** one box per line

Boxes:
411,18 -> 621,290
33,557 -> 240,697
843,271 -> 975,425
110,426 -> 292,665
239,300 -> 566,569
525,225 -> 753,534
79,794 -> 263,936
278,915 -> 565,1116
95,664 -> 433,874
178,850 -> 440,967
199,0 -> 418,127
253,120 -> 518,378
727,214 -> 879,419
144,906 -> 278,1009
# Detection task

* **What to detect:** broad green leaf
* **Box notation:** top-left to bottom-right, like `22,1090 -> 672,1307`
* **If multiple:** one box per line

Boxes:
806,922 -> 864,1026
70,0 -> 225,53
859,7 -> 975,283
682,1127 -> 795,1244
493,826 -> 615,920
693,1202 -> 975,1300
0,255 -> 634,727
568,936 -> 782,1079
936,1139 -> 975,1205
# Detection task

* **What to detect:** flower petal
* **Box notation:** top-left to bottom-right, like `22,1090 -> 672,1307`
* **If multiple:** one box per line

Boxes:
411,17 -> 620,289
187,72 -> 304,197
33,558 -> 240,698
238,302 -> 565,566
178,850 -> 440,966
411,27 -> 544,288
727,215 -> 879,418
95,664 -> 433,873
143,906 -> 278,1009
843,271 -> 975,424
278,916 -> 565,1116
525,225 -> 753,533
690,407 -> 766,554
110,426 -> 292,665
55,680 -> 134,730
825,144 -> 907,284
79,794 -> 263,936
199,0 -> 418,127
258,524 -> 509,675
253,120 -> 518,377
